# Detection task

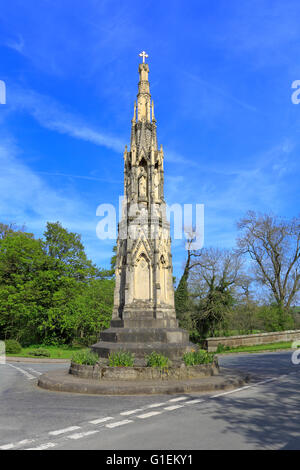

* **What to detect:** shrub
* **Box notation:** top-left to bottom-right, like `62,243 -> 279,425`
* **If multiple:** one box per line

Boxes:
183,349 -> 215,366
108,351 -> 134,367
216,343 -> 231,353
71,349 -> 99,366
28,348 -> 51,357
5,339 -> 22,354
146,351 -> 170,369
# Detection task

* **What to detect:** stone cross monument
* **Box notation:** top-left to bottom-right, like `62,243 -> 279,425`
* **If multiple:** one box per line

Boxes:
92,53 -> 194,361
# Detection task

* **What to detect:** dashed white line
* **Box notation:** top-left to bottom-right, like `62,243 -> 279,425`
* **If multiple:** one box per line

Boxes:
211,386 -> 252,398
7,363 -> 36,380
210,377 -> 278,398
0,443 -> 15,450
120,409 -> 143,416
27,442 -> 56,450
27,367 -> 42,376
146,402 -> 166,408
18,439 -> 35,446
89,417 -> 114,425
168,396 -> 188,402
49,426 -> 81,436
106,420 -> 133,428
164,405 -> 184,411
0,439 -> 35,450
136,411 -> 162,419
68,430 -> 99,440
185,399 -> 204,405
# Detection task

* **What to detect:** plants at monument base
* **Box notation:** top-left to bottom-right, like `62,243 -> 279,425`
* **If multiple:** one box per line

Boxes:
4,339 -> 22,354
183,349 -> 215,366
145,351 -> 170,369
216,343 -> 231,353
108,351 -> 135,367
71,349 -> 99,366
28,348 -> 50,357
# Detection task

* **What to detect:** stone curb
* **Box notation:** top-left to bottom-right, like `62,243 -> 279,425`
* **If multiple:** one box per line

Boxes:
38,368 -> 250,395
7,357 -> 70,364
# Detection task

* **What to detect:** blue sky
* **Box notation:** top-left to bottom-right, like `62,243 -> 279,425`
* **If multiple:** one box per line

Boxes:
0,0 -> 299,280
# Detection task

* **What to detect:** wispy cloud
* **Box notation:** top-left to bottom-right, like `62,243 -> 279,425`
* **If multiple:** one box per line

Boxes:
5,34 -> 25,54
37,171 -> 121,184
0,139 -> 114,265
9,87 -> 125,153
186,73 -> 258,113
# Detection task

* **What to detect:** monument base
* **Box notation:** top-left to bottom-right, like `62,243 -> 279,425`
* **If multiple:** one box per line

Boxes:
91,315 -> 196,361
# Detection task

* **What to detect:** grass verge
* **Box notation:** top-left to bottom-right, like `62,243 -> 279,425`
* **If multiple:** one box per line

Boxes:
216,341 -> 295,354
6,345 -> 86,359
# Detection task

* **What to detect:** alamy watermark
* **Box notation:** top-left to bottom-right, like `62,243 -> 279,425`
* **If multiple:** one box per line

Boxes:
0,80 -> 6,104
96,197 -> 204,250
291,80 -> 300,104
291,340 -> 300,365
0,341 -> 6,364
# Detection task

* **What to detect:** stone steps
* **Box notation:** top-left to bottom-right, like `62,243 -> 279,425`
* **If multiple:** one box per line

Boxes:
91,341 -> 196,360
99,327 -> 189,344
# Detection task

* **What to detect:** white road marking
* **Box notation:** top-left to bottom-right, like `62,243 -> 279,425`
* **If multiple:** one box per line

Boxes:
0,443 -> 15,450
136,411 -> 162,419
1,374 -> 288,451
146,402 -> 166,408
49,426 -> 81,436
185,399 -> 204,405
18,439 -> 35,445
120,409 -> 143,416
0,439 -> 35,450
168,396 -> 188,402
7,363 -> 36,380
211,386 -> 252,398
164,405 -> 184,411
211,377 -> 278,398
68,430 -> 99,440
89,416 -> 114,424
106,420 -> 133,428
27,442 -> 56,450
27,367 -> 42,376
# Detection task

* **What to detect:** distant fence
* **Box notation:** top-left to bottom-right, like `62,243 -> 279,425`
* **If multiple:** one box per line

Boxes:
204,329 -> 300,352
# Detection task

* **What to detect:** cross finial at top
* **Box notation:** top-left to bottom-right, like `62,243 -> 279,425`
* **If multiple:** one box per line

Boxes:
139,51 -> 148,63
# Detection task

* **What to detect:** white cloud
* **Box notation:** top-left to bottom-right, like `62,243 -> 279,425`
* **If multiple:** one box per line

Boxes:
9,87 -> 125,153
0,139 -> 114,265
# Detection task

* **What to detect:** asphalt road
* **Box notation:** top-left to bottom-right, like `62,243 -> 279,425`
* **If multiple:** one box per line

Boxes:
0,351 -> 299,450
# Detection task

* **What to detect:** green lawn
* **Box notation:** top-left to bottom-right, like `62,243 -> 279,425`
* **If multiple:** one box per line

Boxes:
6,344 -> 86,359
216,341 -> 296,354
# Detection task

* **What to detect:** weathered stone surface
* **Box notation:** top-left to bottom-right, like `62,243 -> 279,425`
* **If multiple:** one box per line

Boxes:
205,329 -> 300,352
69,360 -> 219,381
91,58 -> 195,361
38,367 -> 249,395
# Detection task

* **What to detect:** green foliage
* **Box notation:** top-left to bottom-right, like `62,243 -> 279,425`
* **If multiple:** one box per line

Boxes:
216,343 -> 231,353
43,222 -> 100,281
0,222 -> 114,346
5,339 -> 22,354
175,274 -> 190,321
108,351 -> 135,367
192,287 -> 235,338
71,349 -> 99,365
257,304 -> 295,332
183,349 -> 215,366
28,348 -> 50,357
145,351 -> 170,369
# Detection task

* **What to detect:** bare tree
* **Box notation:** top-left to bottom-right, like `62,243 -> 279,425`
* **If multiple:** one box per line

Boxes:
189,247 -> 244,298
174,229 -> 203,320
237,211 -> 300,311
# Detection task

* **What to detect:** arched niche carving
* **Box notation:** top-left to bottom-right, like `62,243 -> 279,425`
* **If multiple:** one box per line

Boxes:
134,253 -> 150,300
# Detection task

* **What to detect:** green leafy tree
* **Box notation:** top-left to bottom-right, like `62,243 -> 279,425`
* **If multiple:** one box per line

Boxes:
43,222 -> 100,281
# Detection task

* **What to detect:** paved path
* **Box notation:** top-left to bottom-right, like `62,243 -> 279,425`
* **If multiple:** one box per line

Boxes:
0,351 -> 299,450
